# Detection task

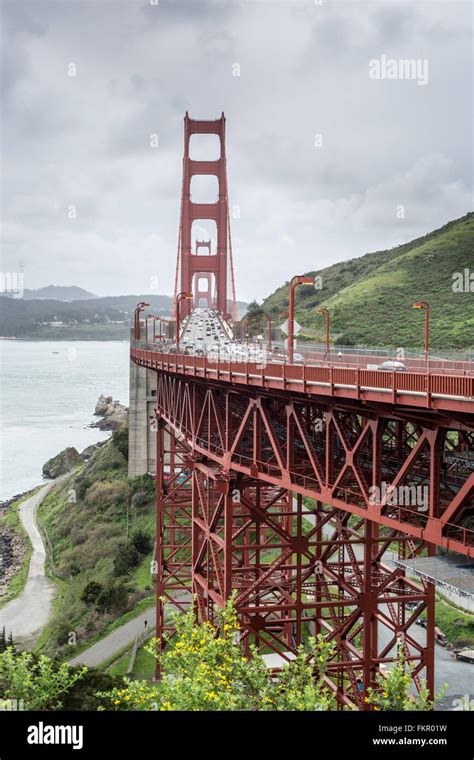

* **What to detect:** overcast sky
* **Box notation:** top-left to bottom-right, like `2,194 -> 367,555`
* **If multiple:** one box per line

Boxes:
1,0 -> 472,301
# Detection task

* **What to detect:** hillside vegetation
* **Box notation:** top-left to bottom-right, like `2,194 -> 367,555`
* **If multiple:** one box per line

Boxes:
255,213 -> 474,350
36,426 -> 156,659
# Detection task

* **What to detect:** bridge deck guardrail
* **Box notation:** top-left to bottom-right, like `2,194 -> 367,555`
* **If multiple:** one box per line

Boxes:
131,346 -> 474,414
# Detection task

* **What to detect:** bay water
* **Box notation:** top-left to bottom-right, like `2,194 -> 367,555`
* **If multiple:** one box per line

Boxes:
0,341 -> 130,500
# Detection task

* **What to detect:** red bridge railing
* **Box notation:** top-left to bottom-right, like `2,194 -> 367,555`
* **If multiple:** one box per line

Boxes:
131,346 -> 474,414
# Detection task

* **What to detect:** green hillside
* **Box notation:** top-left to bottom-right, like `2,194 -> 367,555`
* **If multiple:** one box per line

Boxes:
35,427 -> 156,660
254,213 -> 474,351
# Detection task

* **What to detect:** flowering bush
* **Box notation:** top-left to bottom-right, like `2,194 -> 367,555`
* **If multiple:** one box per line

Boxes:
364,641 -> 435,711
0,648 -> 87,711
99,602 -> 437,712
100,596 -> 336,711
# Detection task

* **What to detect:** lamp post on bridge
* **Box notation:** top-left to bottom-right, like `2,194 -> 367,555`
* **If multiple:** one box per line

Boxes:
316,307 -> 330,358
152,315 -> 163,343
161,317 -> 171,341
288,276 -> 315,364
145,314 -> 154,343
264,313 -> 272,350
413,301 -> 430,369
134,302 -> 149,340
176,291 -> 193,352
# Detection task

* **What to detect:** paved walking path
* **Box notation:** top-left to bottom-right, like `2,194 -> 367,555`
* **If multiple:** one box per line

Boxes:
68,606 -> 156,667
0,482 -> 58,644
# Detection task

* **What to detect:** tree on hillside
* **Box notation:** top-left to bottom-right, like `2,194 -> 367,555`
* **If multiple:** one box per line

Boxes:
244,300 -> 264,320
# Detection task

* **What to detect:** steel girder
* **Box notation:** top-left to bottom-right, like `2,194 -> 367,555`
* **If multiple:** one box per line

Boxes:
149,373 -> 466,706
154,372 -> 474,557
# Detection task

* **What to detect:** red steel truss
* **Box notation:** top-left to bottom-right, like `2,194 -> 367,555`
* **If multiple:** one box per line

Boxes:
138,352 -> 474,557
147,366 -> 474,706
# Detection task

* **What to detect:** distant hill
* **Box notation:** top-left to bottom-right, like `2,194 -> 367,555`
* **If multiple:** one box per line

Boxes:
253,213 -> 474,351
0,294 -> 174,340
7,285 -> 98,301
0,291 -> 248,340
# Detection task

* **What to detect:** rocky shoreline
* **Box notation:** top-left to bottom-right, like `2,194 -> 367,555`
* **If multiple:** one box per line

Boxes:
0,488 -> 36,512
0,528 -> 25,599
41,395 -> 128,480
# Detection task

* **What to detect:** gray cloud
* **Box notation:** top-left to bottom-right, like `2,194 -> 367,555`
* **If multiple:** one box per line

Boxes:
0,0 -> 472,301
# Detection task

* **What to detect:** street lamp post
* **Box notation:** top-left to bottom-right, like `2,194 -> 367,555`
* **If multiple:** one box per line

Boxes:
152,316 -> 163,342
162,318 -> 171,341
317,307 -> 330,357
413,301 -> 430,368
288,275 -> 315,364
176,291 -> 193,352
145,314 -> 153,343
264,314 -> 272,350
134,302 -> 149,340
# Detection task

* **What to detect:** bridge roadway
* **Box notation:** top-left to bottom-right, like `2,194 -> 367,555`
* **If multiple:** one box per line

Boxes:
136,308 -> 474,417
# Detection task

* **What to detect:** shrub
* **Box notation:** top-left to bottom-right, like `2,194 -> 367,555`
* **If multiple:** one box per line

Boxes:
100,596 -> 337,712
87,444 -> 127,476
112,425 -> 129,459
129,474 -> 155,503
54,621 -> 75,647
84,481 -> 129,511
0,648 -> 87,711
131,490 -> 148,509
63,668 -> 124,711
364,641 -> 435,711
96,583 -> 128,613
131,529 -> 152,555
113,544 -> 140,576
81,581 -> 104,605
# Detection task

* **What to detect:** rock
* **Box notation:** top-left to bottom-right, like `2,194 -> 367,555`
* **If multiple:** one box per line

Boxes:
80,443 -> 99,461
91,394 -> 128,431
42,447 -> 82,478
0,527 -> 25,597
94,395 -> 113,416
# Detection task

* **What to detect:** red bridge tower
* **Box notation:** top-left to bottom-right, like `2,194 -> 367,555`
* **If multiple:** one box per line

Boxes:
176,112 -> 233,317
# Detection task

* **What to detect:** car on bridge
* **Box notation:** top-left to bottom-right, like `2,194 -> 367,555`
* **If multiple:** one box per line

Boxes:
376,360 -> 407,372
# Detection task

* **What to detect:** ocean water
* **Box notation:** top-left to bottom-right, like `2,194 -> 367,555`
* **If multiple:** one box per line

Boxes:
0,341 -> 130,501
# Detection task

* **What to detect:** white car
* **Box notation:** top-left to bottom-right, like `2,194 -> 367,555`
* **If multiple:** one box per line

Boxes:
376,360 -> 407,372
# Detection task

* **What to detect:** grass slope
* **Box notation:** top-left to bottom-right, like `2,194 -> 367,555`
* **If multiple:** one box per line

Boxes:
258,213 -> 474,350
35,427 -> 156,660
